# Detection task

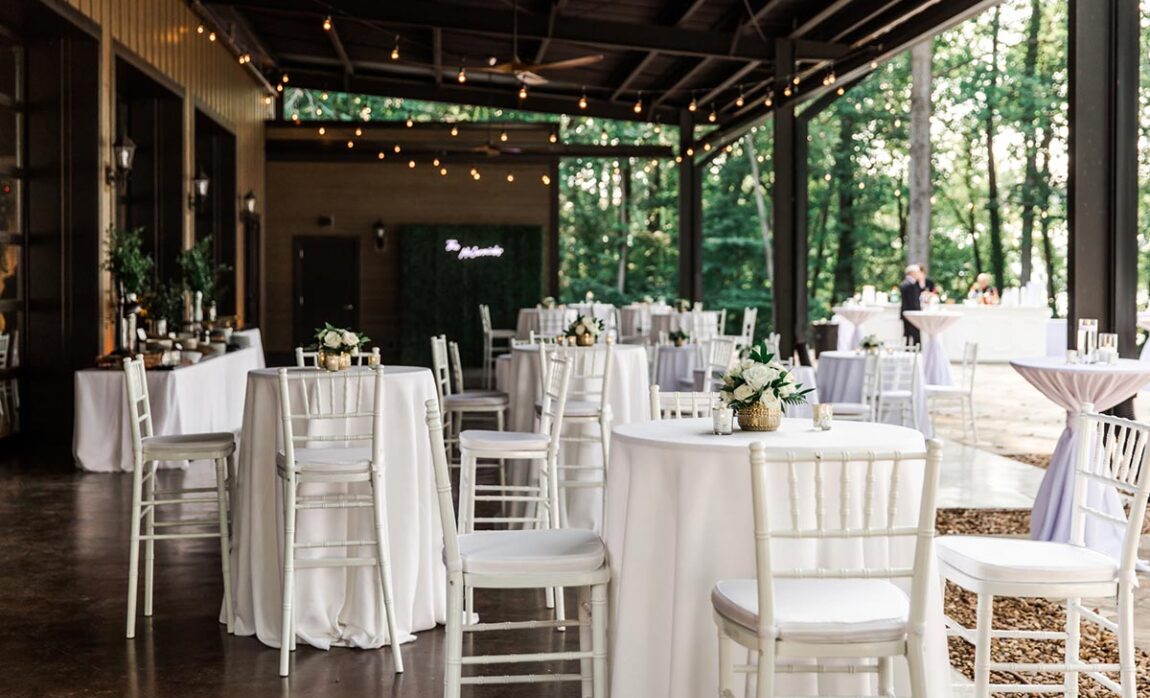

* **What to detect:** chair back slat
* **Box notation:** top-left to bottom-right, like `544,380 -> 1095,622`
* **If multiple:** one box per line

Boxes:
430,335 -> 452,404
649,386 -> 716,420
1071,405 -> 1150,572
879,350 -> 919,394
277,367 -> 385,465
551,342 -> 613,411
537,307 -> 570,336
740,307 -> 757,345
297,346 -> 378,368
448,340 -> 466,394
122,357 -> 155,455
959,341 -> 979,391
478,304 -> 493,334
424,399 -> 462,573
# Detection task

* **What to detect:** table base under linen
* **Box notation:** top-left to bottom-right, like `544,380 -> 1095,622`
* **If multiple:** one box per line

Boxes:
228,366 -> 446,650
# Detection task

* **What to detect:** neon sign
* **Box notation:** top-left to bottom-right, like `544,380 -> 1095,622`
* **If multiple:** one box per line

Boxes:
445,238 -> 504,260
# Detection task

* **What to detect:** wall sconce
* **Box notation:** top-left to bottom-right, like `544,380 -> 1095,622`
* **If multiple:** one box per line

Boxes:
105,135 -> 136,187
373,220 -> 388,251
189,169 -> 210,210
241,190 -> 257,217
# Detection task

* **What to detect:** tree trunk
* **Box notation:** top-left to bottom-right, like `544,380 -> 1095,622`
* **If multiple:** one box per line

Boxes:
616,160 -> 631,293
808,185 -> 833,300
832,110 -> 858,303
908,40 -> 933,268
984,6 -> 1007,290
743,134 -> 774,285
1017,0 -> 1043,284
1037,128 -> 1057,316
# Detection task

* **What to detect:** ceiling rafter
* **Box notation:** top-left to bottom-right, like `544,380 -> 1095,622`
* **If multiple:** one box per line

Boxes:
608,0 -> 712,102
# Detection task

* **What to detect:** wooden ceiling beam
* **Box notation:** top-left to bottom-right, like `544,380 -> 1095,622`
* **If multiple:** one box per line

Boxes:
326,23 -> 354,76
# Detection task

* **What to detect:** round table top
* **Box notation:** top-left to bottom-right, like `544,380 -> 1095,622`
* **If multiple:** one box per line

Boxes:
511,342 -> 646,355
902,310 -> 962,334
817,350 -> 866,361
248,365 -> 430,380
1009,356 -> 1150,376
613,417 -> 923,455
832,305 -> 886,321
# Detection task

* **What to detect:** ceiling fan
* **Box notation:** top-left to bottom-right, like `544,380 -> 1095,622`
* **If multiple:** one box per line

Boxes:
475,0 -> 604,85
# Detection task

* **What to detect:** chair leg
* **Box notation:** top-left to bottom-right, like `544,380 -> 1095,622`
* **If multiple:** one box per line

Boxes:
144,460 -> 156,618
590,582 -> 608,698
126,458 -> 145,639
578,585 -> 592,698
445,576 -> 464,698
1065,597 -> 1080,698
1117,588 -> 1136,698
907,627 -> 930,698
717,625 -> 735,698
215,458 -> 235,634
371,472 -> 404,673
465,586 -> 474,627
756,639 -> 775,698
459,452 -> 476,534
878,656 -> 894,697
968,395 -> 979,444
279,476 -> 297,678
973,592 -> 993,697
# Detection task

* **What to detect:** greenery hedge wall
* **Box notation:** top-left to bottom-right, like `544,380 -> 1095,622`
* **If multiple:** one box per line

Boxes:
400,224 -> 543,367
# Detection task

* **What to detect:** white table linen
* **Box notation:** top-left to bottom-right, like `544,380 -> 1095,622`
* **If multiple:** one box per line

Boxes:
506,343 -> 649,529
619,305 -> 651,338
604,418 -> 950,698
832,305 -> 886,350
494,353 -> 512,393
650,310 -> 721,340
1010,357 -> 1150,557
903,310 -> 962,386
73,331 -> 266,472
654,343 -> 697,390
816,350 -> 932,436
228,366 -> 445,650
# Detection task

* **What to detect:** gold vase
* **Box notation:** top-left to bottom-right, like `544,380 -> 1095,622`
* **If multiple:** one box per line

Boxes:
673,338 -> 685,347
737,403 -> 781,432
576,332 -> 595,347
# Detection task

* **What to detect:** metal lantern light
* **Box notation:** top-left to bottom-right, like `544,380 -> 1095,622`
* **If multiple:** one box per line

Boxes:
189,170 -> 210,209
373,220 -> 387,251
242,190 -> 257,215
106,135 -> 137,186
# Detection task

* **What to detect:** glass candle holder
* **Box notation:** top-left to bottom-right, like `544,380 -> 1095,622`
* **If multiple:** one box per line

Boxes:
1077,318 -> 1098,363
812,404 -> 833,430
712,406 -> 734,435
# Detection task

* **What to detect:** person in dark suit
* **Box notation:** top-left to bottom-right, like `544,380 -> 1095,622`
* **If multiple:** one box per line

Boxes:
899,264 -> 924,346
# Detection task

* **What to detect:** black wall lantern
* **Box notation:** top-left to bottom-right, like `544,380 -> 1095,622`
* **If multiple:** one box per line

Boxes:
189,169 -> 211,210
241,190 -> 257,217
373,220 -> 388,251
105,135 -> 137,187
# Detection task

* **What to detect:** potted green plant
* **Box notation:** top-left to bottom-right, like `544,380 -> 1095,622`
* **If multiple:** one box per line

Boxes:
103,226 -> 154,352
143,283 -> 184,337
178,238 -> 230,325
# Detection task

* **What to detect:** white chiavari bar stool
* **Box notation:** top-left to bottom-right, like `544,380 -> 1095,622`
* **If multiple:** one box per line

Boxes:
876,350 -> 921,430
539,341 -> 614,531
479,304 -> 516,390
122,356 -> 236,640
275,366 -> 403,677
296,346 -> 380,367
425,397 -> 609,698
649,386 -> 716,420
938,404 -> 1150,697
713,440 -> 942,698
430,337 -> 509,491
925,341 -> 979,443
458,355 -> 574,623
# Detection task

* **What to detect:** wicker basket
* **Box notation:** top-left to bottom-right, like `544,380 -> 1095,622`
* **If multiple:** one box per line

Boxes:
737,403 -> 781,432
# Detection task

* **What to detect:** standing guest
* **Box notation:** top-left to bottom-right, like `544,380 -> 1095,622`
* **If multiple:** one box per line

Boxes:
921,264 -> 938,296
899,264 -> 924,346
968,273 -> 1000,305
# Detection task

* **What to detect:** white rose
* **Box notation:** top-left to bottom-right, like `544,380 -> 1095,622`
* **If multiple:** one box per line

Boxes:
742,364 -> 772,390
733,384 -> 757,402
740,358 -> 754,370
779,383 -> 796,398
759,392 -> 781,409
323,330 -> 342,348
719,390 -> 733,405
341,330 -> 358,346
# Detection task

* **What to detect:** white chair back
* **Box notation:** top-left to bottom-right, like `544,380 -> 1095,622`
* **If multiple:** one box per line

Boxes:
545,342 -> 614,414
537,306 -> 570,336
879,350 -> 919,394
430,334 -> 452,405
957,341 -> 979,392
740,308 -> 757,344
123,357 -> 155,452
1071,405 -> 1150,573
861,351 -> 881,409
0,333 -> 11,369
689,311 -> 720,342
447,340 -> 467,394
295,347 -> 316,367
296,346 -> 378,367
765,332 -> 781,360
277,366 -> 385,466
745,440 -> 942,648
479,304 -> 494,335
650,386 -> 716,420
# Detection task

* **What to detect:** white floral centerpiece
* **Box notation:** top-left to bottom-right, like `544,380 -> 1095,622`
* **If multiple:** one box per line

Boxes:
860,334 -> 883,353
565,314 -> 604,346
718,341 -> 814,431
314,323 -> 370,371
541,296 -> 557,309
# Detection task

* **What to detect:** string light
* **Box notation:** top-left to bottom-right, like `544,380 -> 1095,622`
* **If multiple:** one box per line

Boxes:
499,129 -> 508,142
541,174 -> 551,186
783,85 -> 792,97
457,65 -> 467,83
518,83 -> 528,100
391,36 -> 400,60
633,91 -> 643,114
836,87 -> 845,96
440,167 -> 448,176
208,31 -> 216,42
346,140 -> 354,148
432,157 -> 441,167
238,53 -> 251,64
315,108 -> 322,116
688,94 -> 698,112
765,95 -> 773,107
450,125 -> 459,137
276,83 -> 284,93
394,144 -> 401,153
321,92 -> 329,100
408,160 -> 416,169
708,105 -> 717,123
549,132 -> 558,144
196,25 -> 205,34
685,147 -> 694,157
323,16 -> 333,31
703,142 -> 711,151
291,113 -> 300,122
793,75 -> 801,85
264,96 -> 272,105
473,169 -> 481,181
506,173 -> 515,183
870,60 -> 878,69
282,73 -> 290,83
578,89 -> 588,110
735,88 -> 745,108
317,127 -> 326,135
377,151 -> 385,160
674,155 -> 682,163
354,127 -> 362,137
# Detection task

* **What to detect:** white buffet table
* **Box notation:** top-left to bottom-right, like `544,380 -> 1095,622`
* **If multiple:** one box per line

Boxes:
72,329 -> 265,472
604,418 -> 951,698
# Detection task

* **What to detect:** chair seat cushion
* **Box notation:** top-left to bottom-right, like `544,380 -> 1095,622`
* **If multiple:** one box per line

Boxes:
830,402 -> 870,415
880,390 -> 913,399
534,398 -> 601,417
925,385 -> 967,395
490,329 -> 518,339
937,535 -> 1119,584
276,446 -> 372,469
712,578 -> 909,644
445,393 -> 509,408
142,432 -> 235,459
456,528 -> 605,575
459,430 -> 549,452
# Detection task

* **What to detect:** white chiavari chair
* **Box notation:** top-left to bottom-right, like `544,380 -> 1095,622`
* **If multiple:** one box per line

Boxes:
828,352 -> 879,422
683,336 -> 738,391
479,304 -> 516,390
736,307 -> 758,346
122,356 -> 235,640
649,386 -> 716,420
430,336 -> 508,471
540,341 -> 614,531
939,404 -> 1150,697
275,366 -> 403,677
876,350 -> 921,430
457,355 -> 574,623
713,440 -> 942,698
537,306 -> 570,337
925,341 -> 979,443
690,310 -> 722,342
296,346 -> 380,367
765,332 -> 781,361
425,396 -> 609,698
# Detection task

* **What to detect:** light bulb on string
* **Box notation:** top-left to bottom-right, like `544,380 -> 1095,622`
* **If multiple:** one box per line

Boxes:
708,105 -> 717,123
408,160 -> 416,169
703,142 -> 711,151
633,91 -> 643,114
440,167 -> 448,176
548,132 -> 558,144
783,85 -> 792,97
473,170 -> 481,181
735,88 -> 745,108
836,87 -> 844,96
377,151 -> 385,160
450,125 -> 459,137
208,31 -> 217,42
291,113 -> 300,122
518,83 -> 528,100
457,65 -> 467,83
541,174 -> 551,186
317,127 -> 326,135
264,96 -> 272,105
506,172 -> 515,183
315,108 -> 322,116
354,127 -> 362,137
406,114 -> 414,128
346,140 -> 354,149
197,25 -> 204,34
793,75 -> 801,85
323,16 -> 333,31
578,89 -> 588,110
321,92 -> 329,101
674,155 -> 682,164
688,94 -> 697,112
282,73 -> 290,83
276,84 -> 283,93
870,60 -> 878,69
685,147 -> 694,157
432,157 -> 441,167
391,36 -> 400,60
499,130 -> 508,143
394,144 -> 401,154
765,95 -> 773,107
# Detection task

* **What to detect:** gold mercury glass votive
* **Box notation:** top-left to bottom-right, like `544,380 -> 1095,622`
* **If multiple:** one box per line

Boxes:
737,404 -> 781,432
813,403 -> 833,430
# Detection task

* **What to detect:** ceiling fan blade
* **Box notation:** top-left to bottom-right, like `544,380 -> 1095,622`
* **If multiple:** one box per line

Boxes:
517,71 -> 549,86
531,55 -> 605,71
474,63 -> 521,75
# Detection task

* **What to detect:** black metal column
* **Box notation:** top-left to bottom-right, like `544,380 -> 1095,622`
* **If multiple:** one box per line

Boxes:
678,109 -> 703,301
772,39 -> 806,362
1068,0 -> 1138,416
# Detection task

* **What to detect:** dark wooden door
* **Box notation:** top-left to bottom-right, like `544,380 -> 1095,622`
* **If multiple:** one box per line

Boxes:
293,236 -> 359,347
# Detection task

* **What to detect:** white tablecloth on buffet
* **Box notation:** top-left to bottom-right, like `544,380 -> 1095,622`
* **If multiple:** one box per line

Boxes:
832,305 -> 886,350
604,418 -> 950,698
506,343 -> 649,530
816,350 -> 932,437
902,310 -> 962,386
1011,357 -> 1150,557
72,329 -> 266,472
228,366 -> 445,650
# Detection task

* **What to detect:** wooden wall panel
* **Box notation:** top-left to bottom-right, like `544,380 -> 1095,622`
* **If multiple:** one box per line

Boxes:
60,0 -> 271,344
